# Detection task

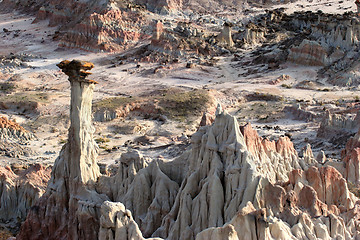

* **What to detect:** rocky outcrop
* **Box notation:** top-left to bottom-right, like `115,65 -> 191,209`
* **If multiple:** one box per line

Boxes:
0,164 -> 51,232
0,0 -> 148,52
288,39 -> 328,66
284,104 -> 322,122
233,9 -> 360,84
17,60 -> 108,240
149,108 -> 305,240
98,201 -> 162,240
0,117 -> 34,141
196,166 -> 359,240
241,22 -> 266,48
135,0 -> 181,13
317,110 -> 360,139
97,149 -> 187,238
15,68 -> 360,240
59,8 -> 146,52
217,23 -> 234,47
241,123 -> 305,181
0,117 -> 36,157
342,125 -> 360,186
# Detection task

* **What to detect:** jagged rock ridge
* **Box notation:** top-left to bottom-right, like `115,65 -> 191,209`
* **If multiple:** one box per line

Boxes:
16,61 -> 360,240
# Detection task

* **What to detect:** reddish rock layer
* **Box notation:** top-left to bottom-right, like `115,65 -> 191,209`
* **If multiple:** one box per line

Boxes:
59,9 -> 147,52
241,123 -> 297,161
0,117 -> 27,132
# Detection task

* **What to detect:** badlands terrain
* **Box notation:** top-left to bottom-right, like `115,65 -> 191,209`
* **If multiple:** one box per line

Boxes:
0,0 -> 360,239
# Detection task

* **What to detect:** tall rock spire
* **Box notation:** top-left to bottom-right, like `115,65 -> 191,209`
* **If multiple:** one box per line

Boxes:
18,60 -> 107,240
57,60 -> 100,185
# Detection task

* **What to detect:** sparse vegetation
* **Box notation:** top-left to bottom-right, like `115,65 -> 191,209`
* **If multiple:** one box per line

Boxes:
158,89 -> 211,122
236,101 -> 285,123
95,137 -> 110,144
0,92 -> 50,112
245,92 -> 283,102
93,88 -> 212,122
0,82 -> 16,93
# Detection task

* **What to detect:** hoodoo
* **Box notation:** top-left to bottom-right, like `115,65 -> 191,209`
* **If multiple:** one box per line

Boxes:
17,60 -> 108,240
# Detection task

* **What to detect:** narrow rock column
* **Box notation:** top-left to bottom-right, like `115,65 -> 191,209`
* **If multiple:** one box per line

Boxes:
17,60 -> 106,240
217,22 -> 234,47
57,60 -> 100,184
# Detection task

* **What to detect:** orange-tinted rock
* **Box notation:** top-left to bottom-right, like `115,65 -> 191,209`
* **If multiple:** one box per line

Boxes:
31,6 -> 47,23
298,185 -> 327,217
241,123 -> 298,162
288,166 -> 355,212
276,136 -> 297,159
0,116 -> 27,132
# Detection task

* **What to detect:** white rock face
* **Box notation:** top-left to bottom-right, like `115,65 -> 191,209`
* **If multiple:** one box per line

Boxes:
150,110 -> 304,240
99,201 -> 162,240
317,110 -> 360,139
97,149 -> 186,238
242,23 -> 266,48
18,60 -> 109,240
217,24 -> 234,47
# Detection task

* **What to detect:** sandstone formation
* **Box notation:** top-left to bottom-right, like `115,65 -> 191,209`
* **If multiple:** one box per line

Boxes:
16,59 -> 360,240
149,108 -> 309,240
17,60 -> 108,240
217,22 -> 234,47
59,7 -> 146,52
97,150 -> 187,238
342,126 -> 360,186
235,9 -> 360,85
197,166 -> 360,240
0,0 -> 148,52
284,104 -> 322,122
0,164 -> 51,232
317,110 -> 360,139
0,117 -> 35,157
241,22 -> 266,48
288,39 -> 329,66
98,201 -> 162,240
